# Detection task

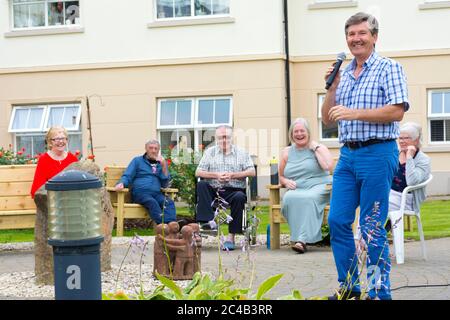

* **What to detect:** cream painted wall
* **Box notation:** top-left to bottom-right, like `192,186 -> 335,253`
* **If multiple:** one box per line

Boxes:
0,59 -> 288,197
289,0 -> 450,57
0,0 -> 284,68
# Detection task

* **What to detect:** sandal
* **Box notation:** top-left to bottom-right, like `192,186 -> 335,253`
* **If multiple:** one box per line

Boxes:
292,242 -> 307,254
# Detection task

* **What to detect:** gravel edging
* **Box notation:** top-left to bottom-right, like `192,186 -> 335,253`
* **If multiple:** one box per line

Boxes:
0,234 -> 291,300
0,234 -> 292,252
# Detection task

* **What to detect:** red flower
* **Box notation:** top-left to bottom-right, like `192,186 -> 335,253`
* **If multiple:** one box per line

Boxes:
75,150 -> 81,155
167,159 -> 172,167
0,151 -> 3,157
17,151 -> 23,156
26,154 -> 31,158
87,154 -> 95,160
21,147 -> 26,152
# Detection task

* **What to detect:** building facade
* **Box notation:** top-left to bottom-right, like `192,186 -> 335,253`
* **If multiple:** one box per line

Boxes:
1,0 -> 449,197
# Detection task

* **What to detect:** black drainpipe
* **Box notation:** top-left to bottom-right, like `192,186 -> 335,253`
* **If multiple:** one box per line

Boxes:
283,0 -> 292,141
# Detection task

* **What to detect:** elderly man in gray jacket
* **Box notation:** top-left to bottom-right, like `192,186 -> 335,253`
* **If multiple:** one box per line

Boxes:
388,122 -> 431,219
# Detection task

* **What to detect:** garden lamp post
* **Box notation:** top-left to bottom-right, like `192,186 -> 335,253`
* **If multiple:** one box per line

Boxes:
46,169 -> 104,300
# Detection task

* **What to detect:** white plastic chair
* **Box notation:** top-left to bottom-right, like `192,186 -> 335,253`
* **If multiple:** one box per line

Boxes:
388,174 -> 433,264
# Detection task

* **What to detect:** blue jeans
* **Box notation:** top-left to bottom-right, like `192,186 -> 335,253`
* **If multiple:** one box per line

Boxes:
132,191 -> 176,225
328,140 -> 398,300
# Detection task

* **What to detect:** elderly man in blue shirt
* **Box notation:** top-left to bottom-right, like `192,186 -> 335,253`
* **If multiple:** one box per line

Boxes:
114,139 -> 176,225
322,12 -> 409,300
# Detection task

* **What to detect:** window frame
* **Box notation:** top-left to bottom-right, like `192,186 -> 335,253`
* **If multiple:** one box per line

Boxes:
317,93 -> 339,142
43,103 -> 82,131
157,96 -> 232,153
427,89 -> 450,144
10,0 -> 81,31
8,103 -> 82,133
154,0 -> 230,21
8,105 -> 47,133
8,102 -> 83,155
157,98 -> 196,129
194,96 -> 233,128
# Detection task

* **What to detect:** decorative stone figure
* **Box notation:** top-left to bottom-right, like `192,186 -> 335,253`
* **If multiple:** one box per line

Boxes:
153,223 -> 171,277
163,225 -> 195,280
167,221 -> 180,264
153,222 -> 202,280
188,223 -> 202,274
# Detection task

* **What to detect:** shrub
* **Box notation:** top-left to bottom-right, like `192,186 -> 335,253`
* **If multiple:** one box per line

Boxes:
164,149 -> 203,216
0,146 -> 38,165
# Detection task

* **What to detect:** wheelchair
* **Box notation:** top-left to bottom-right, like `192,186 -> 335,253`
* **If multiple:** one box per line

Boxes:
195,177 -> 259,246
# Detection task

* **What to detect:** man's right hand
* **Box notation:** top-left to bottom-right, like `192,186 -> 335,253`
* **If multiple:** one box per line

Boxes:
325,64 -> 341,91
217,172 -> 231,184
114,183 -> 124,191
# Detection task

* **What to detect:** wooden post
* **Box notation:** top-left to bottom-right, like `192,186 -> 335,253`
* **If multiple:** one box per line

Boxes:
405,215 -> 413,232
116,191 -> 125,237
268,185 -> 282,250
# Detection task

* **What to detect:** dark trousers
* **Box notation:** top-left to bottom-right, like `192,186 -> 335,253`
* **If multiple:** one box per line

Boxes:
132,191 -> 176,225
196,180 -> 246,234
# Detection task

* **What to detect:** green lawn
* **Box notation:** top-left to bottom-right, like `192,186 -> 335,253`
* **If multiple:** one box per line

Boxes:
1,200 -> 448,243
405,200 -> 450,240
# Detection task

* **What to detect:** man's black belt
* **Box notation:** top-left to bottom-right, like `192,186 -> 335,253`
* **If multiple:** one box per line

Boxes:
344,139 -> 394,150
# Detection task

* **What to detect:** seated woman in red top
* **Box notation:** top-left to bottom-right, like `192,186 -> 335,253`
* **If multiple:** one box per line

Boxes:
30,126 -> 78,198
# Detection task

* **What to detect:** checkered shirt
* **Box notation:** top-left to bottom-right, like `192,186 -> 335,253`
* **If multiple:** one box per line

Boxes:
336,51 -> 409,143
197,145 -> 254,189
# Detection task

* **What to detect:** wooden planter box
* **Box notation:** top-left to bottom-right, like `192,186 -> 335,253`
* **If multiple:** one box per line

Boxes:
0,164 -> 37,230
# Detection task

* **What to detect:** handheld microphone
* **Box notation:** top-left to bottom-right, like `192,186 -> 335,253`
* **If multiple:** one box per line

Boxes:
325,52 -> 346,90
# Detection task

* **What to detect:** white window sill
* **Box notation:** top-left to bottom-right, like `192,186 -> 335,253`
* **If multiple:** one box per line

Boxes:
320,140 -> 341,148
423,145 -> 450,152
4,26 -> 84,38
308,1 -> 358,10
147,16 -> 235,28
419,1 -> 450,10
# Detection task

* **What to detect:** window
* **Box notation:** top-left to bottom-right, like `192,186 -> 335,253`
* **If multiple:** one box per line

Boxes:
318,94 -> 338,140
157,96 -> 232,154
11,0 -> 80,29
8,103 -> 82,156
420,0 -> 450,9
308,0 -> 357,9
156,0 -> 229,19
428,90 -> 450,143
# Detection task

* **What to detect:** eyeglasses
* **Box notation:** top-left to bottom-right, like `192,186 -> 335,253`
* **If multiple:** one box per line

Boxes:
399,137 -> 412,141
217,136 -> 232,141
51,137 -> 67,142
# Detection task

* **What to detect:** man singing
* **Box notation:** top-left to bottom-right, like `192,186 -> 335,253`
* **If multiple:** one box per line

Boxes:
322,12 -> 409,300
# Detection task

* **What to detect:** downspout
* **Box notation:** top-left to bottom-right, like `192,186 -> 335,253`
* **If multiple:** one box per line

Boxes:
283,0 -> 292,141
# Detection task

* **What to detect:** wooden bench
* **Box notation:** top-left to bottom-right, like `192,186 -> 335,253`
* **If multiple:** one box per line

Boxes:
267,157 -> 367,250
0,165 -> 37,230
267,183 -> 332,250
105,166 -> 178,237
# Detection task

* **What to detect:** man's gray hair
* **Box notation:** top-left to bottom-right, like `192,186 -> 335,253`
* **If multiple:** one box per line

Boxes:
400,122 -> 423,148
145,139 -> 161,148
215,125 -> 233,133
288,117 -> 311,145
345,12 -> 379,36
